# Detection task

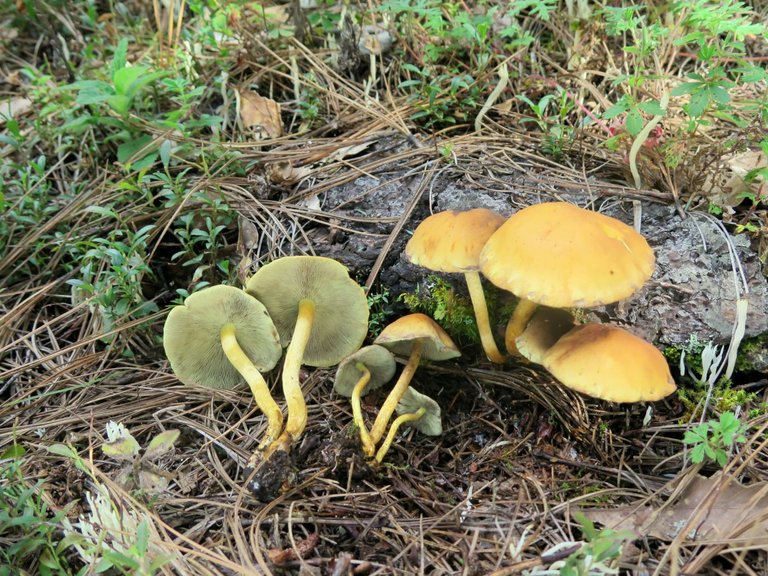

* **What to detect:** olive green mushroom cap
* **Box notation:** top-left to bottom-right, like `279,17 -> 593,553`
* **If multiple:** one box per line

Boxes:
373,313 -> 461,361
542,323 -> 677,403
480,202 -> 655,308
334,345 -> 397,397
163,285 -> 282,389
245,256 -> 369,367
395,387 -> 442,436
515,306 -> 576,365
405,208 -> 506,272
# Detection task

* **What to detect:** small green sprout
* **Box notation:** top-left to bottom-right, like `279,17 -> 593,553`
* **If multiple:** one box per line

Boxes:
684,411 -> 747,467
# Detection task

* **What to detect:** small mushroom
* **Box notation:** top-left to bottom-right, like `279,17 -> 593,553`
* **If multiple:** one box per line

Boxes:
479,202 -> 655,355
163,285 -> 283,446
541,323 -> 677,403
334,345 -> 397,456
406,208 -> 507,363
514,306 -> 576,365
370,314 -> 459,450
375,387 -> 441,464
246,256 -> 369,454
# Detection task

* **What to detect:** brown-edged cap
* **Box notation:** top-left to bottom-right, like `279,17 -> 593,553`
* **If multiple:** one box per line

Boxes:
163,285 -> 282,389
245,256 -> 369,367
542,323 -> 677,403
405,208 -> 506,272
334,345 -> 397,397
515,306 -> 576,365
479,202 -> 655,308
373,313 -> 461,361
395,386 -> 442,436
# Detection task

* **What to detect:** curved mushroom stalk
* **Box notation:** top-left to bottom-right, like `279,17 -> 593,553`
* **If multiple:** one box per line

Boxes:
374,408 -> 426,464
503,298 -> 539,356
163,285 -> 283,451
375,386 -> 442,464
334,345 -> 396,458
368,339 -> 423,449
220,323 -> 283,448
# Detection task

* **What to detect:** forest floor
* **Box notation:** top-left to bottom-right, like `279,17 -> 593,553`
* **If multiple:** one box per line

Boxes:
2,1 -> 768,575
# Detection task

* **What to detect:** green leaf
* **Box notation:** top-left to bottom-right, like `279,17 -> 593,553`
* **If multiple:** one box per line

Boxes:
159,139 -> 172,168
144,429 -> 180,460
625,109 -> 644,136
112,38 -> 129,74
671,82 -> 698,97
1,444 -> 26,459
112,66 -> 149,97
638,99 -> 666,116
117,134 -> 155,164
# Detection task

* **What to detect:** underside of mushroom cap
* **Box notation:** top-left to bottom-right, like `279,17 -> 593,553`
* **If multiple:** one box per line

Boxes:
334,345 -> 397,397
542,323 -> 677,403
480,202 -> 655,308
395,386 -> 442,436
163,285 -> 282,389
245,256 -> 369,367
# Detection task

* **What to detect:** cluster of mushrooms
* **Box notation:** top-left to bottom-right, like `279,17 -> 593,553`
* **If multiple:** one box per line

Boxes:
162,201 -> 677,499
407,202 -> 676,403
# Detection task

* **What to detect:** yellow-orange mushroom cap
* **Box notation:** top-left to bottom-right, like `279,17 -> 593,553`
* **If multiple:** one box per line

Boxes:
480,202 -> 655,308
542,323 -> 677,403
405,208 -> 507,363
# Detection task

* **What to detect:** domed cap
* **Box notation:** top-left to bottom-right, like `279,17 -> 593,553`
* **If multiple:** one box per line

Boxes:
334,345 -> 397,397
480,202 -> 655,308
405,208 -> 506,272
395,387 -> 442,436
542,323 -> 677,403
163,285 -> 282,389
374,313 -> 461,361
515,306 -> 576,365
245,256 -> 369,367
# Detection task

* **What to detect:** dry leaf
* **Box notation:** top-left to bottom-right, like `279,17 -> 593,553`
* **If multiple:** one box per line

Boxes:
239,89 -> 283,139
0,96 -> 32,125
324,141 -> 373,163
703,149 -> 767,211
266,161 -> 312,185
583,473 -> 768,544
267,532 -> 319,566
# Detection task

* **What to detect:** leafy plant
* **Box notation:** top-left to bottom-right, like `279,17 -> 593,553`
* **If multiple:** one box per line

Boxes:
0,444 -> 74,575
684,411 -> 747,466
101,421 -> 180,495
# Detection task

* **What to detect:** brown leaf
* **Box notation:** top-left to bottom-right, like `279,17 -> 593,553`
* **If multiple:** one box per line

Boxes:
265,161 -> 312,185
239,89 -> 283,139
0,96 -> 32,125
267,532 -> 319,566
583,473 -> 768,543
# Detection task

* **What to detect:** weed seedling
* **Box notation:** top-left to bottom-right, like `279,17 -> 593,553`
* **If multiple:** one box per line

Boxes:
684,411 -> 747,467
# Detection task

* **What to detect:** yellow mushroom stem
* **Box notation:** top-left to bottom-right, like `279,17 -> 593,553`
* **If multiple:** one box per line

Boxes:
351,362 -> 376,457
220,323 -> 283,448
504,298 -> 539,355
369,339 -> 424,445
374,407 -> 426,464
266,298 -> 315,456
464,270 -> 506,364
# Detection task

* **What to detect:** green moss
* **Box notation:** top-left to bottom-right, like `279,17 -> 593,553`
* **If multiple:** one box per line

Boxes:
734,333 -> 768,372
400,275 -> 480,346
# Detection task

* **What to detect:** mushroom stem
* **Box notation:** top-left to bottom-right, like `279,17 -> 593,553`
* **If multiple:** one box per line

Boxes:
280,298 -> 315,443
369,339 -> 424,445
351,362 -> 376,457
464,271 -> 506,364
220,323 -> 283,447
504,298 -> 539,355
374,407 -> 426,464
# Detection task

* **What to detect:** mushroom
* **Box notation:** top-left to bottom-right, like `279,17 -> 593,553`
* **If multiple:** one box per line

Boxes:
479,202 -> 655,354
541,323 -> 677,402
374,387 -> 442,464
514,306 -> 576,365
162,285 -> 283,446
406,208 -> 507,363
370,313 -> 460,450
245,256 -> 369,454
334,345 -> 397,456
